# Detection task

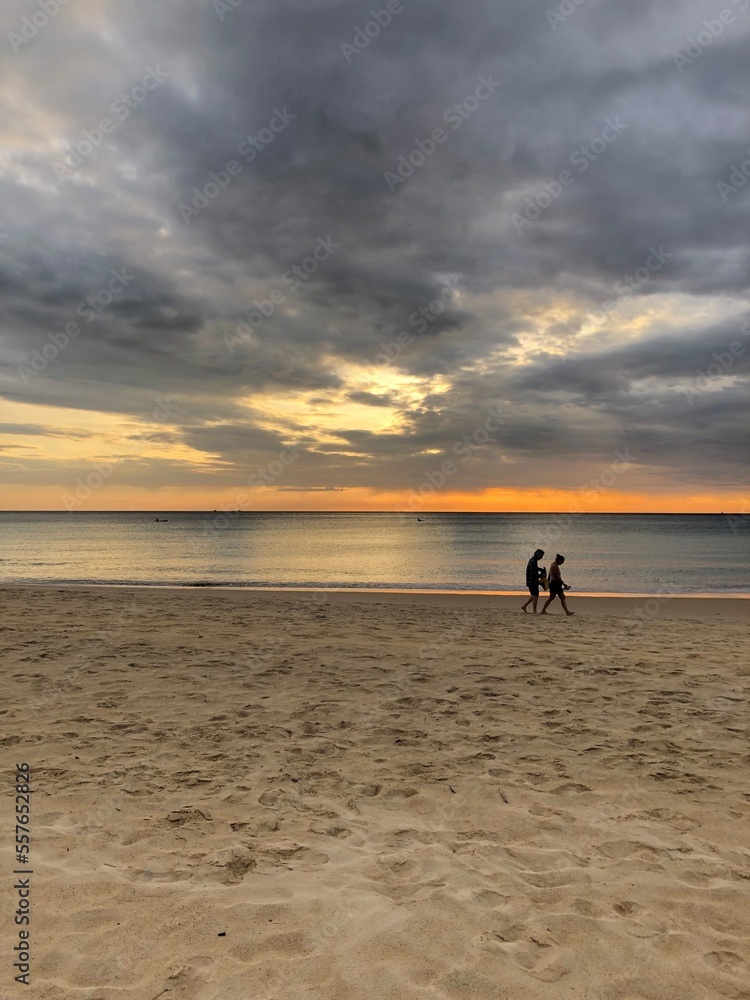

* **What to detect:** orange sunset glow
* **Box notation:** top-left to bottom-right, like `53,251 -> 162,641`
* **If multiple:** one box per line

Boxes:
0,0 -> 747,518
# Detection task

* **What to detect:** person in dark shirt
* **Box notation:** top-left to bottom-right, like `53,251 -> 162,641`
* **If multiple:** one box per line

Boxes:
521,548 -> 545,614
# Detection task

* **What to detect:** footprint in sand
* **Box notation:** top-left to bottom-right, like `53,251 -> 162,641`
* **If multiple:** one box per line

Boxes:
545,782 -> 591,794
626,807 -> 700,833
597,840 -> 666,864
704,950 -> 747,975
490,927 -> 574,983
161,959 -> 216,999
571,897 -> 606,918
311,823 -> 351,839
613,900 -> 644,917
258,789 -> 284,806
473,889 -> 511,909
165,807 -> 213,825
117,867 -> 193,883
358,783 -> 382,797
515,869 -> 583,889
384,787 -> 418,799
221,848 -> 257,884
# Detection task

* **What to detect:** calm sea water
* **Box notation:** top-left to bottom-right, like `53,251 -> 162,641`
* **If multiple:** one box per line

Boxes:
0,512 -> 748,595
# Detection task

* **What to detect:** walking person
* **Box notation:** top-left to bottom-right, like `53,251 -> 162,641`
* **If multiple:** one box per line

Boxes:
541,554 -> 575,616
521,548 -> 545,614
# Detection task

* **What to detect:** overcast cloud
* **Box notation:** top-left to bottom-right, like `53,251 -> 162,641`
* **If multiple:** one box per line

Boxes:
0,0 -> 748,503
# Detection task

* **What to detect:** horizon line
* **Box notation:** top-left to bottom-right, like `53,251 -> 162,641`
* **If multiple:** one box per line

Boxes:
0,510 -> 743,516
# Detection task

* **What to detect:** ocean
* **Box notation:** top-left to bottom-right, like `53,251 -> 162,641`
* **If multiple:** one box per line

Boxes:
0,511 -> 748,595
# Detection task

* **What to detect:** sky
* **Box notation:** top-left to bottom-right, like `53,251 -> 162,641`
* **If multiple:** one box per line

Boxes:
0,0 -> 749,512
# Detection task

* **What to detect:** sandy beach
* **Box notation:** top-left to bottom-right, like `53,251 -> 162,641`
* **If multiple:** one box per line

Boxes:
1,585 -> 748,1000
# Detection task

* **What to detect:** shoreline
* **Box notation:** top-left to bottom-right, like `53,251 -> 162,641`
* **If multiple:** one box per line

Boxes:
2,583 -> 748,620
5,582 -> 750,597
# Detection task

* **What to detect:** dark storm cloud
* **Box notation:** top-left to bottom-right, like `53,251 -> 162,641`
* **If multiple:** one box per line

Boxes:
0,0 -> 748,497
513,318 -> 750,396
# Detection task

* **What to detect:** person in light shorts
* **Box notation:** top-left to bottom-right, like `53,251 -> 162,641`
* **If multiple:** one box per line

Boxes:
541,554 -> 575,616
